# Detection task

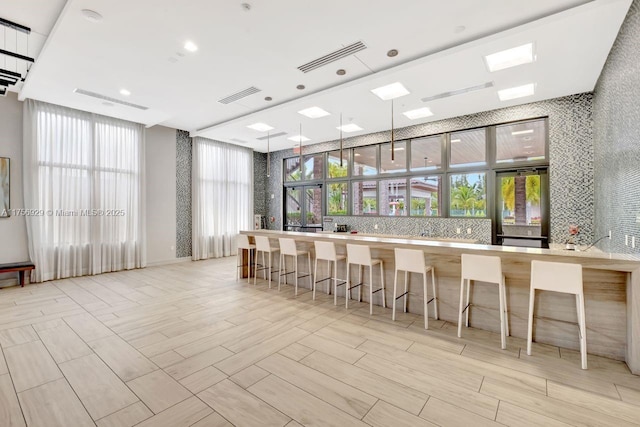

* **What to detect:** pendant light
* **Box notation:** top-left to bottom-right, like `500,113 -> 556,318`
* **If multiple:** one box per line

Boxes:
266,131 -> 270,178
299,123 -> 303,176
391,99 -> 395,161
339,113 -> 344,167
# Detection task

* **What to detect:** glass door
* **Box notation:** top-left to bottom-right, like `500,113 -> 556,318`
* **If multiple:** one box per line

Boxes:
284,184 -> 323,232
495,169 -> 549,248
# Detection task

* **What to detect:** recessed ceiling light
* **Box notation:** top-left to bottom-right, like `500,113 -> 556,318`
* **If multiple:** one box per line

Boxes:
336,69 -> 346,76
485,43 -> 534,72
81,9 -> 103,23
297,84 -> 306,90
298,106 -> 331,119
371,82 -> 410,100
264,96 -> 272,101
451,139 -> 461,143
511,129 -> 534,136
247,122 -> 274,132
498,83 -> 535,101
184,41 -> 198,52
403,107 -> 433,120
337,124 -> 363,133
387,49 -> 399,57
287,135 -> 310,142
119,89 -> 131,96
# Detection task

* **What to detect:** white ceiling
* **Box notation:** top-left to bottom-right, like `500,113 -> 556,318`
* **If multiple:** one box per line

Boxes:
9,0 -> 632,152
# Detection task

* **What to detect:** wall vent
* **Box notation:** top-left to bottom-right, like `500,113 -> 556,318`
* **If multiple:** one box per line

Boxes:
421,81 -> 494,103
73,88 -> 149,110
257,131 -> 287,140
218,86 -> 261,104
298,41 -> 367,73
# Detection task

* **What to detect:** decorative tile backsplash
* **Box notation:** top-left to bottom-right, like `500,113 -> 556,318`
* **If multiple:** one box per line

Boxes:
176,129 -> 192,258
259,93 -> 595,245
322,216 -> 492,244
593,1 -> 640,254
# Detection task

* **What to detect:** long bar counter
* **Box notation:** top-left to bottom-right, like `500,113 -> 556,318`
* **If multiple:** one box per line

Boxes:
241,229 -> 640,374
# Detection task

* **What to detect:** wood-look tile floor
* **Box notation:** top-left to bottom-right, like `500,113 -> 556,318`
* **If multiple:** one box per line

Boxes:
1,257 -> 639,427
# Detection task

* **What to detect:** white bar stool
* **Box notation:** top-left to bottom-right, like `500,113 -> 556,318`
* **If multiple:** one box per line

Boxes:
458,254 -> 509,349
393,248 -> 439,329
254,236 -> 280,288
236,234 -> 255,283
278,238 -> 312,296
528,260 -> 587,369
313,241 -> 347,304
346,244 -> 386,314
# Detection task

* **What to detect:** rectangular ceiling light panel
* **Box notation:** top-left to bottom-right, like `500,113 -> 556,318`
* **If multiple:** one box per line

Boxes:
247,122 -> 274,132
485,43 -> 534,72
371,82 -> 410,100
298,41 -> 367,73
298,106 -> 331,118
403,107 -> 433,120
337,124 -> 363,132
498,83 -> 535,101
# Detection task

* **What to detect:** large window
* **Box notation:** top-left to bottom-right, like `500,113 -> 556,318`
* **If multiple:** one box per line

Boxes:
353,181 -> 377,215
450,173 -> 487,217
283,117 -> 547,220
23,100 -> 145,282
410,176 -> 441,216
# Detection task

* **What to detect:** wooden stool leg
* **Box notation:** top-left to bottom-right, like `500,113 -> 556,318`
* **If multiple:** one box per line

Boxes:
423,271 -> 429,329
380,262 -> 386,309
19,270 -> 25,287
392,268 -> 398,321
577,293 -> 588,369
457,278 -> 465,338
403,271 -> 408,313
431,267 -> 439,320
527,288 -> 536,356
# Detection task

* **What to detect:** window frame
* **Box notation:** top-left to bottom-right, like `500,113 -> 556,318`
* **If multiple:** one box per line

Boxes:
281,116 -> 549,220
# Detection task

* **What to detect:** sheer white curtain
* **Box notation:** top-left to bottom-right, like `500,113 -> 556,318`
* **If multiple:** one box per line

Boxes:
192,137 -> 253,260
23,99 -> 146,282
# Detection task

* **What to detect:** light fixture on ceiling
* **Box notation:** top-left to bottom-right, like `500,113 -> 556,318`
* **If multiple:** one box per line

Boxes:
81,9 -> 103,23
339,114 -> 343,167
371,82 -> 410,100
264,96 -> 272,101
119,89 -> 131,96
485,43 -> 534,72
0,17 -> 35,95
391,100 -> 395,161
247,122 -> 274,132
298,106 -> 331,119
387,49 -> 399,57
287,134 -> 310,143
184,41 -> 198,52
297,84 -> 306,90
498,83 -> 535,101
337,123 -> 363,133
511,129 -> 534,136
336,69 -> 346,76
403,107 -> 433,120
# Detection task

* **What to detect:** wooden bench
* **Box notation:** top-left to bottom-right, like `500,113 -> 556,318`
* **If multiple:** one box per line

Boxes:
0,261 -> 35,287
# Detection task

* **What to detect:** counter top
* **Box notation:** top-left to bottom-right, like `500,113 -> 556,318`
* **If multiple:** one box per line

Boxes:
243,229 -> 640,266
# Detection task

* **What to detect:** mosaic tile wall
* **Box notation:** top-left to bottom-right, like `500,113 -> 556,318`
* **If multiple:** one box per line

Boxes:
593,1 -> 640,254
253,152 -> 268,216
262,94 -> 595,245
176,130 -> 192,258
321,217 -> 492,244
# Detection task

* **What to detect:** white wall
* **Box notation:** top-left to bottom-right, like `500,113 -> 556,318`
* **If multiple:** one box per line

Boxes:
0,93 -> 29,284
145,125 -> 178,265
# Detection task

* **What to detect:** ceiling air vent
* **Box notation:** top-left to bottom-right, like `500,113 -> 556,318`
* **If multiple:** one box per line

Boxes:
257,131 -> 287,140
298,41 -> 367,73
218,86 -> 261,104
230,138 -> 248,144
421,81 -> 494,103
73,89 -> 149,110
